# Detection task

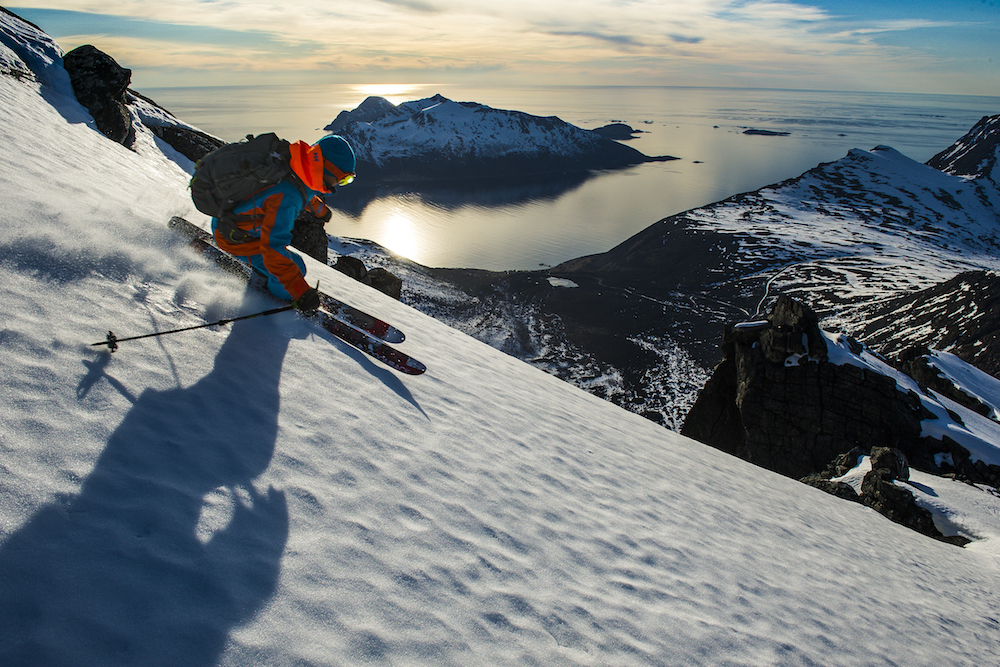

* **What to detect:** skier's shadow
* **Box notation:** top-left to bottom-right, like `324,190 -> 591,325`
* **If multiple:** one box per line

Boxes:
0,313 -> 292,666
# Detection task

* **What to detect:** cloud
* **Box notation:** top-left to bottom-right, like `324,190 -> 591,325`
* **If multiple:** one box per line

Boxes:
669,34 -> 704,44
11,1 -> 996,94
723,1 -> 829,23
546,30 -> 646,48
840,19 -> 967,37
373,0 -> 442,12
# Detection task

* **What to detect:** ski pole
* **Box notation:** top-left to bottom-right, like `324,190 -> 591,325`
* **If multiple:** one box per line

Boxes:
91,304 -> 296,352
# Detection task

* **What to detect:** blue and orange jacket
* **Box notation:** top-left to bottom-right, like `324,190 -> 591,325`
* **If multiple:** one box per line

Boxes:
212,140 -> 332,301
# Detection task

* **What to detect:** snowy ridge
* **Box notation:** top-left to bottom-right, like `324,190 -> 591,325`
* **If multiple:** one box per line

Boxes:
677,140 -> 1000,328
926,114 -> 1000,183
324,94 -> 667,181
2,11 -> 1000,665
0,8 -> 72,94
856,270 -> 1000,376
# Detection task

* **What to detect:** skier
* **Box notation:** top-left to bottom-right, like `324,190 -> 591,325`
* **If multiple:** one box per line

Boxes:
211,134 -> 357,314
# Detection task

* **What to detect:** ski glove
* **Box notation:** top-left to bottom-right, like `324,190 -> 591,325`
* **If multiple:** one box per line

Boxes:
293,287 -> 320,315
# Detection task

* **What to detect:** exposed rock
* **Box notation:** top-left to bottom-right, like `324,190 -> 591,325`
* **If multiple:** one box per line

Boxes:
896,345 -> 993,418
291,211 -> 329,264
62,45 -> 133,146
869,446 -> 909,482
763,295 -> 828,362
332,254 -> 403,300
333,255 -> 367,280
801,444 -> 977,545
682,296 -> 928,480
861,469 -> 941,539
743,128 -> 790,136
826,447 -> 867,478
800,476 -> 862,503
365,268 -> 403,301
123,90 -> 224,162
916,434 -> 1000,488
682,295 -> 1000,544
926,114 -> 1000,182
146,124 -> 223,162
590,123 -> 643,141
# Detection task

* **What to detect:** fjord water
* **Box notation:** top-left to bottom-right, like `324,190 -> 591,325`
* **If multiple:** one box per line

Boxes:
143,84 -> 999,270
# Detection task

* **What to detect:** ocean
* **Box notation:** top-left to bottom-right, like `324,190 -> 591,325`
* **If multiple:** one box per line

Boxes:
141,84 -> 1000,271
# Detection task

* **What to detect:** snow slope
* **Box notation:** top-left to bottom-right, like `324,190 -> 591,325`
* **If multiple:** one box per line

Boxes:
3,17 -> 1000,666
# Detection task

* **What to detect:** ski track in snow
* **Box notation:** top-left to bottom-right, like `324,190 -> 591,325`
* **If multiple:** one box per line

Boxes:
2,14 -> 1000,665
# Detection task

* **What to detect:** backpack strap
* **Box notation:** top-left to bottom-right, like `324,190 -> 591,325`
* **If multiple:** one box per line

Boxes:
216,176 -> 312,244
215,215 -> 258,244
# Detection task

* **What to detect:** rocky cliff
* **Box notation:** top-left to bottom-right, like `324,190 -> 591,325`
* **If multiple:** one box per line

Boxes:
681,295 -> 1000,541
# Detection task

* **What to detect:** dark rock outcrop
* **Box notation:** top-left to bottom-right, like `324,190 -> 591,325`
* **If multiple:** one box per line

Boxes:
682,295 -> 927,480
62,45 -> 134,146
146,124 -> 223,162
804,445 -> 949,540
743,128 -> 790,136
869,446 -> 909,482
856,448 -> 969,543
590,123 -> 643,141
896,345 -> 993,418
800,447 -> 866,501
682,295 -> 1000,543
145,125 -> 223,165
290,211 -> 330,264
861,468 -> 941,538
331,255 -> 403,300
800,444 -> 977,544
122,90 -> 224,162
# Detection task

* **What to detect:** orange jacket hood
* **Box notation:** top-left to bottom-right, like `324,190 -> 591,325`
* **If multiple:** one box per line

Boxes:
288,140 -> 328,194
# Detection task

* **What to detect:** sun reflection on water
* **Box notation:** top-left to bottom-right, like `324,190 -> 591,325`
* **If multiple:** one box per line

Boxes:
382,212 -> 422,261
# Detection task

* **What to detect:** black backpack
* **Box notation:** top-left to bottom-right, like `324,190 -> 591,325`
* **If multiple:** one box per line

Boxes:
190,133 -> 306,239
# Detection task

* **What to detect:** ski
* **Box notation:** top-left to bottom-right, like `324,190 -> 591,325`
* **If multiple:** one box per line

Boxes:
167,216 -> 425,375
168,216 -> 405,343
312,312 -> 427,376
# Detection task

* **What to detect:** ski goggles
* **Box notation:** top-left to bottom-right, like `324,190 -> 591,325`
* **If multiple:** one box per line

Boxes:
324,159 -> 356,187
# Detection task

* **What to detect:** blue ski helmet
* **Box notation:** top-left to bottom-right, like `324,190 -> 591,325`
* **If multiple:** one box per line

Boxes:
315,135 -> 356,184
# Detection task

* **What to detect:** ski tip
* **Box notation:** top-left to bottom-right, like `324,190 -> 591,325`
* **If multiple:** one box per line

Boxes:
404,359 -> 427,375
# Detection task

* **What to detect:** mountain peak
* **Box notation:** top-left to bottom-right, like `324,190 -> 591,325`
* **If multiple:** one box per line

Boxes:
926,114 -> 1000,182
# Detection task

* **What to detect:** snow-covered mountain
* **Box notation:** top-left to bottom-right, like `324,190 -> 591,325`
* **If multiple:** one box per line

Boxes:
324,94 -> 675,183
397,116 -> 992,426
926,113 -> 1000,183
556,127 -> 1000,317
335,118 -> 1000,432
3,10 -> 1000,665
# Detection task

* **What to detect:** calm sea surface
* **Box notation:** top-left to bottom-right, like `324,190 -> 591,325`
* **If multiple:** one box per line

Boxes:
141,84 -> 1000,270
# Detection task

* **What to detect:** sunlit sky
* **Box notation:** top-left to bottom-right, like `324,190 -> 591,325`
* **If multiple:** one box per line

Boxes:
9,1 -> 1000,95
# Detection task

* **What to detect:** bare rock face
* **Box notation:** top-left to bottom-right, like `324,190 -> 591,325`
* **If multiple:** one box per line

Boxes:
331,254 -> 403,300
62,45 -> 134,146
682,295 -> 927,480
145,123 -> 224,163
290,210 -> 330,264
681,294 -> 1000,544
